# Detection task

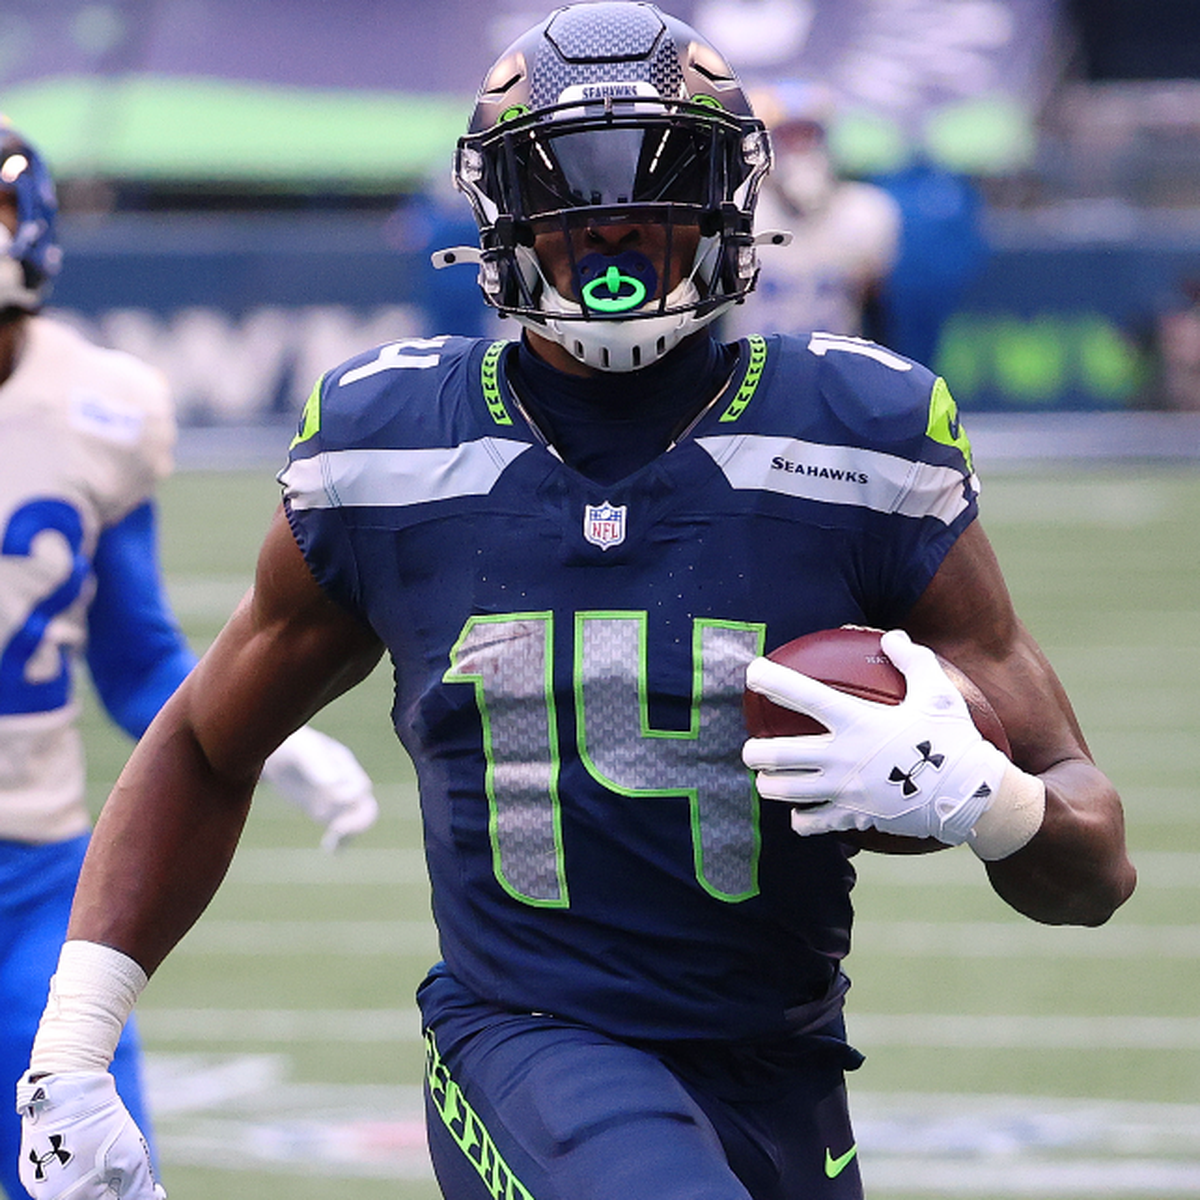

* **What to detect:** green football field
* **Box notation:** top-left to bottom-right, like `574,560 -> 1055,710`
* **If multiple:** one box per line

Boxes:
74,460 -> 1200,1200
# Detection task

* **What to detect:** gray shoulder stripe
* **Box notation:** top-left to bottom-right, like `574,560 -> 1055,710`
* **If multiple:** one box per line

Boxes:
281,439 -> 533,510
696,435 -> 975,525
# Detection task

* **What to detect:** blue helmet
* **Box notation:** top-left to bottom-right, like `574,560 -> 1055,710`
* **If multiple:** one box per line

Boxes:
443,1 -> 773,372
0,120 -> 61,311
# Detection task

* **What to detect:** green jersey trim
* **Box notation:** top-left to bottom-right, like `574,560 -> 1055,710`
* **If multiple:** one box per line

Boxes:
925,375 -> 974,474
289,374 -> 324,448
482,340 -> 514,426
718,335 -> 768,423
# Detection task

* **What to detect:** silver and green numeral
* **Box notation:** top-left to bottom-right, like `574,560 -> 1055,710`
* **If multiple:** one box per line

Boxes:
445,614 -> 568,907
575,613 -> 764,902
446,610 -> 765,907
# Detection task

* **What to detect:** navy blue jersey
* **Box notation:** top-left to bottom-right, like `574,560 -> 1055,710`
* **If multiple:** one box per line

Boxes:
280,331 -> 978,1043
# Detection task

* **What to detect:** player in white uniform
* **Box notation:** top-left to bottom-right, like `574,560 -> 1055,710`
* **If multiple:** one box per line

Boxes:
0,122 -> 378,1199
724,80 -> 900,341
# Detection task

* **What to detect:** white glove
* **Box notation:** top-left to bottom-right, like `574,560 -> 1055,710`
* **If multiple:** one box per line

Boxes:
17,1072 -> 165,1199
260,725 -> 379,852
743,629 -> 1009,844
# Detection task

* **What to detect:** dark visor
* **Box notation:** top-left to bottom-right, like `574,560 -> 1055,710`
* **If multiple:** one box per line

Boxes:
485,105 -> 750,221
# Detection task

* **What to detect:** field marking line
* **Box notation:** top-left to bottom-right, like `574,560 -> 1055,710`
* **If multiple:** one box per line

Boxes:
137,1009 -> 1200,1049
169,915 -> 1200,958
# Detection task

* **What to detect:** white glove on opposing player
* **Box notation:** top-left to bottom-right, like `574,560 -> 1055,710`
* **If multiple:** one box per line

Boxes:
261,725 -> 379,852
17,1072 -> 165,1200
743,629 -> 1009,845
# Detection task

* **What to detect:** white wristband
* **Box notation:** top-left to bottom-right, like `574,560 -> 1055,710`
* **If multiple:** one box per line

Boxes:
966,764 -> 1047,861
29,941 -> 148,1075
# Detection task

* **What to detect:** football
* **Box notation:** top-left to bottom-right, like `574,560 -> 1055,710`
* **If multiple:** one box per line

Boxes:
743,625 -> 1010,755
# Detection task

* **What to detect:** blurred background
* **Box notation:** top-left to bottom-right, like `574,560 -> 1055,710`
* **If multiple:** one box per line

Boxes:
5,0 -> 1200,429
5,3 -> 1198,1198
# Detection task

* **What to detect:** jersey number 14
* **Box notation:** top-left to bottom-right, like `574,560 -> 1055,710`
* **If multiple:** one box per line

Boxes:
446,611 -> 766,909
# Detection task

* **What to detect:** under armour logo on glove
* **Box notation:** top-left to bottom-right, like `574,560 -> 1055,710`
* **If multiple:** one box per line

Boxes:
887,740 -> 946,796
743,629 -> 1012,845
29,1134 -> 73,1181
18,1070 -> 167,1199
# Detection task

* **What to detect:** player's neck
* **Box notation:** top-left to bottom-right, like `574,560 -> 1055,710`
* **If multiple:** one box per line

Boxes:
510,329 -> 734,485
0,310 -> 29,387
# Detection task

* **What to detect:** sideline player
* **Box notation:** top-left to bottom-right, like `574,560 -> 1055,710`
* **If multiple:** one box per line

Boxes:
723,79 -> 900,343
16,6 -> 1134,1199
0,121 -> 377,1200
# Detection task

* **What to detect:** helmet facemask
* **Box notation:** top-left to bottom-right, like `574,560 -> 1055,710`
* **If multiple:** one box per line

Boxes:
453,92 -> 771,372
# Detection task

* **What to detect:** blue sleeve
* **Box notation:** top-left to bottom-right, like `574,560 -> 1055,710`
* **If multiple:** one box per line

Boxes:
85,501 -> 198,739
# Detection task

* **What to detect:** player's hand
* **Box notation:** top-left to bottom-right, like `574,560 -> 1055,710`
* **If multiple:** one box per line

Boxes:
743,629 -> 1008,844
261,725 -> 379,852
17,1071 -> 166,1199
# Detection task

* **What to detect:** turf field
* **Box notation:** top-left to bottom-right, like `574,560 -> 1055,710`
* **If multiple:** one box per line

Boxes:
74,459 -> 1200,1200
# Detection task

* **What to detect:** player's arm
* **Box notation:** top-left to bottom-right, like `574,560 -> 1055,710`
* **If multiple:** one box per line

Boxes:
901,520 -> 1136,926
743,520 -> 1135,928
86,501 -> 198,737
70,505 -> 384,971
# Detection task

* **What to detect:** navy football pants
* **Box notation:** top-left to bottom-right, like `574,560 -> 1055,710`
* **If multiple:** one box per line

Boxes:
420,969 -> 862,1200
0,836 -> 153,1200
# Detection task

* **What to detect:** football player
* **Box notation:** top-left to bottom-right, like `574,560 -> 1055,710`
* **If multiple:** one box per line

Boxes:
14,5 -> 1134,1199
722,79 -> 901,342
0,121 -> 378,1200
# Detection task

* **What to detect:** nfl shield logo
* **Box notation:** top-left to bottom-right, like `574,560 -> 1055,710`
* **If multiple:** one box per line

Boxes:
584,501 -> 627,550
